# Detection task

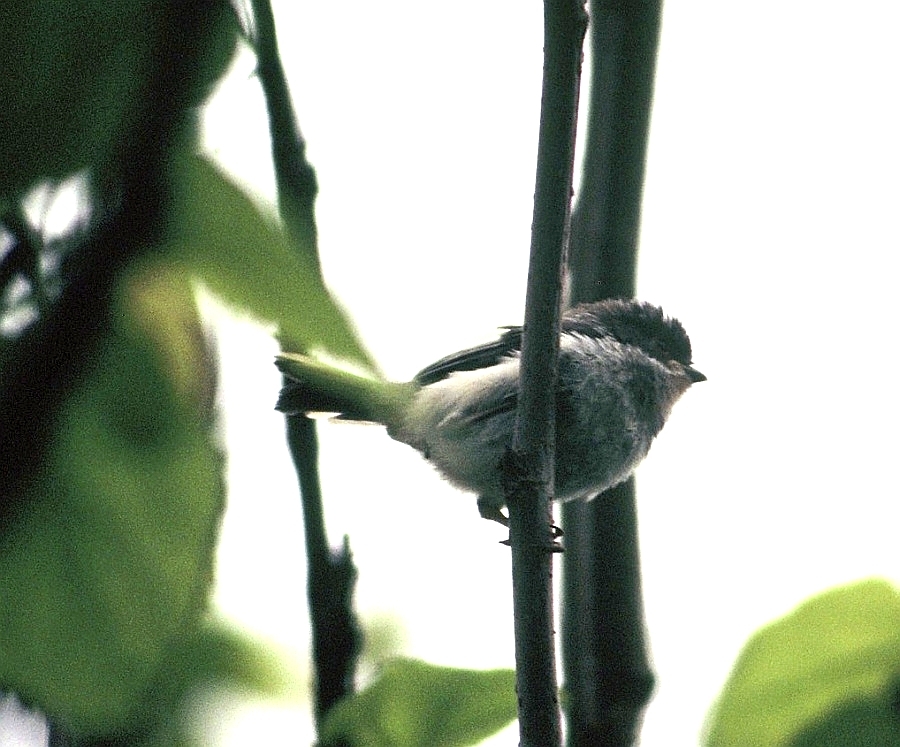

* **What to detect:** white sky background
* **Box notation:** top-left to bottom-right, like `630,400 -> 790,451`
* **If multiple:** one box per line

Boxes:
196,2 -> 900,746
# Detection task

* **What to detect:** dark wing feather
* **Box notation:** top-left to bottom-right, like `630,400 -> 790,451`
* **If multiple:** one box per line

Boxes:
415,300 -> 692,386
414,326 -> 524,385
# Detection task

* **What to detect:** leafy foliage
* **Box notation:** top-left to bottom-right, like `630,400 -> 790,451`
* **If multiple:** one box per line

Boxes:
135,619 -> 298,746
705,579 -> 900,747
0,0 -> 238,205
165,155 -> 375,370
0,0 -> 374,739
319,658 -> 517,747
10,2 -> 897,746
0,264 -> 223,735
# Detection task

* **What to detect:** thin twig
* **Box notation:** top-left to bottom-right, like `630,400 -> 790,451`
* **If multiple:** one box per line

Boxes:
286,416 -> 360,729
248,0 -> 320,264
506,2 -> 587,746
561,1 -> 663,744
248,0 -> 361,728
0,207 -> 48,315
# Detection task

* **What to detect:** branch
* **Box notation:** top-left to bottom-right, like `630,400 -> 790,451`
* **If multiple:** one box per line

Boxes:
561,1 -> 663,744
566,0 -> 661,302
287,416 -> 360,728
506,2 -> 587,746
248,0 -> 361,727
0,207 -> 47,315
248,0 -> 320,263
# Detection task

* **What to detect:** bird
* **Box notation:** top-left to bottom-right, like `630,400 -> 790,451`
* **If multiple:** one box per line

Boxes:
275,299 -> 704,525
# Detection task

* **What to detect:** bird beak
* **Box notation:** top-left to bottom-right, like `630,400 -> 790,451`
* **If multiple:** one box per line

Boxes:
685,366 -> 707,383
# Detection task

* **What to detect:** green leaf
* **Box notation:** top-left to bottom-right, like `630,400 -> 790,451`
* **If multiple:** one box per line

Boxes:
0,266 -> 226,736
77,619 -> 298,746
133,618 -> 300,746
158,618 -> 298,701
319,658 -> 517,747
166,156 -> 377,372
0,1 -> 238,203
789,693 -> 900,747
704,579 -> 900,747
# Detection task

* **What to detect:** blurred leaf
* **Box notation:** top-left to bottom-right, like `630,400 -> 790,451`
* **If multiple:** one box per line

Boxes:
704,579 -> 900,747
789,691 -> 900,747
133,618 -> 300,746
0,0 -> 238,203
166,156 -> 377,371
360,613 -> 408,667
62,619 -> 300,746
0,265 -> 225,736
319,658 -> 517,747
159,618 -> 298,701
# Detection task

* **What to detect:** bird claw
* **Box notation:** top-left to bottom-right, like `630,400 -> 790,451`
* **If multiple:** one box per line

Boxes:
499,536 -> 564,553
478,497 -> 564,551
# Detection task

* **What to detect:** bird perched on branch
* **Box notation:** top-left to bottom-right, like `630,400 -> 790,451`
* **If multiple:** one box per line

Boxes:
276,299 -> 704,525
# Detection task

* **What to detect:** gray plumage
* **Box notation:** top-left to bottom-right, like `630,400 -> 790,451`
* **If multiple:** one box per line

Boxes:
276,299 -> 704,523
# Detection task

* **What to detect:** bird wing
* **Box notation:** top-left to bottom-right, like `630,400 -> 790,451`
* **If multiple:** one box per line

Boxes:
458,390 -> 519,425
415,305 -> 635,387
413,326 -> 524,385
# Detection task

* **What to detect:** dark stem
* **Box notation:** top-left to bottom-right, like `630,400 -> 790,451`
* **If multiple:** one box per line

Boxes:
0,206 -> 48,315
561,481 -> 654,746
248,0 -> 361,727
287,416 -> 360,728
566,0 -> 662,303
561,1 -> 663,745
249,0 -> 320,263
507,1 -> 587,746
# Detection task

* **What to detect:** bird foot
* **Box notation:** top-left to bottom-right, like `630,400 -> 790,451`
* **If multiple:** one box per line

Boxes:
478,497 -> 564,551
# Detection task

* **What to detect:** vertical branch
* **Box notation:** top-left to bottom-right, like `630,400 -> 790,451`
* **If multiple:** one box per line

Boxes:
561,1 -> 663,745
561,481 -> 654,746
248,0 -> 361,728
286,416 -> 359,728
566,0 -> 662,303
248,0 -> 320,265
506,1 -> 587,746
0,207 -> 49,316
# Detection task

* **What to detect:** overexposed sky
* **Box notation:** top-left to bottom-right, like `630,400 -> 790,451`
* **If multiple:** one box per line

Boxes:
201,2 -> 900,745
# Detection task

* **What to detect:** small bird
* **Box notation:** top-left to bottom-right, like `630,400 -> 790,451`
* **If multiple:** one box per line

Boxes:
276,299 -> 704,525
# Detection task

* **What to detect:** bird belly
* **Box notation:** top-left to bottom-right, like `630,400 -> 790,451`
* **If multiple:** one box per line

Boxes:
388,361 -> 519,499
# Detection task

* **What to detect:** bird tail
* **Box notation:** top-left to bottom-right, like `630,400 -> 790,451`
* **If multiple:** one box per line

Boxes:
275,352 -> 412,425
